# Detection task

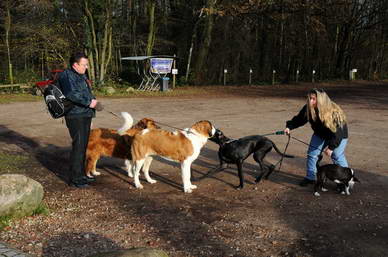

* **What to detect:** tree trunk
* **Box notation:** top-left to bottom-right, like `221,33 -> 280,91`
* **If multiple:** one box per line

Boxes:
258,15 -> 268,79
83,0 -> 114,84
100,4 -> 113,83
185,7 -> 205,83
84,0 -> 99,82
5,1 -> 14,84
194,0 -> 216,85
146,0 -> 156,56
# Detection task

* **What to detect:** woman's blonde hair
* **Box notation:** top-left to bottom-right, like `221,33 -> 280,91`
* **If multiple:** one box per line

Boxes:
306,89 -> 346,132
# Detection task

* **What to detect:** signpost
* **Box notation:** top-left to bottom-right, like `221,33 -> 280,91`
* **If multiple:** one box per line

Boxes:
150,58 -> 174,74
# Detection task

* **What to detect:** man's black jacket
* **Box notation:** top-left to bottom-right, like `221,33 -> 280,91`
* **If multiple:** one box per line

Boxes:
58,68 -> 95,118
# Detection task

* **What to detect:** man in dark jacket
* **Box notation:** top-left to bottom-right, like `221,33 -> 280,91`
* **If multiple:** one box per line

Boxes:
59,52 -> 98,188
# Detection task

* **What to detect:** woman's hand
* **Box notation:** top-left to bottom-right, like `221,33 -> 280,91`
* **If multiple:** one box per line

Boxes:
284,128 -> 291,135
324,148 -> 333,157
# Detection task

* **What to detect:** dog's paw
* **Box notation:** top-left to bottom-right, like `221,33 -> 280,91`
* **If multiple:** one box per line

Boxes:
92,171 -> 101,176
190,184 -> 197,190
255,174 -> 264,183
314,192 -> 320,197
135,183 -> 144,189
321,187 -> 328,192
127,171 -> 134,178
235,185 -> 243,190
184,188 -> 193,193
340,191 -> 346,195
147,178 -> 157,184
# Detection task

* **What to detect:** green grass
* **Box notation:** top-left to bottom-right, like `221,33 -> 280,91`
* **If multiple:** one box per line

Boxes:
0,215 -> 12,231
0,94 -> 41,104
0,204 -> 50,232
0,152 -> 30,175
94,85 -> 217,97
32,203 -> 50,216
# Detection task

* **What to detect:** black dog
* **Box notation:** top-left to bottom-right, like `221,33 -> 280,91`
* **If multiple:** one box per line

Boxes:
209,129 -> 294,189
314,155 -> 360,196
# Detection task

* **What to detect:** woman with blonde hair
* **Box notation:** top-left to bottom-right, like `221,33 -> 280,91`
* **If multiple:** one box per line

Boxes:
284,88 -> 349,186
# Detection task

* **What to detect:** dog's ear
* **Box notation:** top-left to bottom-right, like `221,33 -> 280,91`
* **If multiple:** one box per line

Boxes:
147,119 -> 160,129
152,121 -> 161,129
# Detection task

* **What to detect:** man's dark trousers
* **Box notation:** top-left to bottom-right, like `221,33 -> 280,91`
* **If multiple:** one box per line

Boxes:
65,116 -> 92,184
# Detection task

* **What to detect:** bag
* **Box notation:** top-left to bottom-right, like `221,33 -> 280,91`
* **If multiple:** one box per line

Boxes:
43,84 -> 74,119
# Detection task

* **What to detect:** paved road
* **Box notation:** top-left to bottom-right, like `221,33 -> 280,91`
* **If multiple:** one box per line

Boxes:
0,242 -> 31,257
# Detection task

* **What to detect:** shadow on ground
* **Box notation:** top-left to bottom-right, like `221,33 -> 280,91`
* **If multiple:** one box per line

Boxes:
42,232 -> 122,257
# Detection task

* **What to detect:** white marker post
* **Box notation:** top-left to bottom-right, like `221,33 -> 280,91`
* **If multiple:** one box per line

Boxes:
350,68 -> 357,80
172,54 -> 177,89
172,68 -> 178,89
272,70 -> 276,85
249,68 -> 253,85
224,69 -> 228,85
312,70 -> 316,83
296,70 -> 300,83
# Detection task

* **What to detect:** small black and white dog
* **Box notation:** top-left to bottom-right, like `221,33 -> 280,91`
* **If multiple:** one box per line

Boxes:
314,155 -> 360,196
209,129 -> 294,189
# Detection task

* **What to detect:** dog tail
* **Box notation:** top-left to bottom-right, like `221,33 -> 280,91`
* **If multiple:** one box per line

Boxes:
271,140 -> 294,158
117,112 -> 134,135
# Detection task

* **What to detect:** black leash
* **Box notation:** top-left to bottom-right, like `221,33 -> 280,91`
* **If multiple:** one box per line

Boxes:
106,110 -> 120,118
289,135 -> 323,152
260,130 -> 286,137
152,120 -> 190,133
260,130 -> 291,172
103,108 -> 191,133
277,133 -> 291,172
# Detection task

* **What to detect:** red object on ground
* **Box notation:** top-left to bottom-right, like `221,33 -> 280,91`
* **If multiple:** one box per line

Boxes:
35,69 -> 64,93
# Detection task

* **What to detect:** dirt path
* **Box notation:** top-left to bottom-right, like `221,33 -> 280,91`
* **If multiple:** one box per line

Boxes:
1,81 -> 388,257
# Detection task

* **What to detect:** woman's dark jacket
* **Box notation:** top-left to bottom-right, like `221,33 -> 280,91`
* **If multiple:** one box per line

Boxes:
58,68 -> 95,118
286,104 -> 348,150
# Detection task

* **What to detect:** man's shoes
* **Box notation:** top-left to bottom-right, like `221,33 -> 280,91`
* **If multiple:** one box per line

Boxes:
82,176 -> 96,183
299,178 -> 315,187
68,176 -> 95,188
69,181 -> 89,188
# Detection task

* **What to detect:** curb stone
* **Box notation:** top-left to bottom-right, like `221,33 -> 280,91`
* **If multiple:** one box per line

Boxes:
0,242 -> 32,257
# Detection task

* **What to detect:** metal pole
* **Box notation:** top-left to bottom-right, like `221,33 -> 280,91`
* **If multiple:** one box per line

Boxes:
224,69 -> 227,85
249,69 -> 252,85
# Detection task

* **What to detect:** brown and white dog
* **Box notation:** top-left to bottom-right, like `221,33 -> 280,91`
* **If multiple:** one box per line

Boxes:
85,112 -> 159,178
128,120 -> 216,193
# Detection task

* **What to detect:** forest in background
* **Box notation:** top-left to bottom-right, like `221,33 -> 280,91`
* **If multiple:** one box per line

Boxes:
1,0 -> 388,86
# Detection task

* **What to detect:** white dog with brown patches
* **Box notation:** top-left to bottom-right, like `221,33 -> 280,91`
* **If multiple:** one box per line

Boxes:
129,120 -> 216,193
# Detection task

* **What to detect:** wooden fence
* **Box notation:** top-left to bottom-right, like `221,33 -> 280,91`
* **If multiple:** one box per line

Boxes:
0,83 -> 30,89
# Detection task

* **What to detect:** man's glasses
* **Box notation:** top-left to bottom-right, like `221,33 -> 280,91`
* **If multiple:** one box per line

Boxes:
77,63 -> 88,68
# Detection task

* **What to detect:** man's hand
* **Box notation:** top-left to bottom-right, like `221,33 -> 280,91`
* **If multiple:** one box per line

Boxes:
324,148 -> 333,157
284,128 -> 290,135
89,99 -> 98,108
